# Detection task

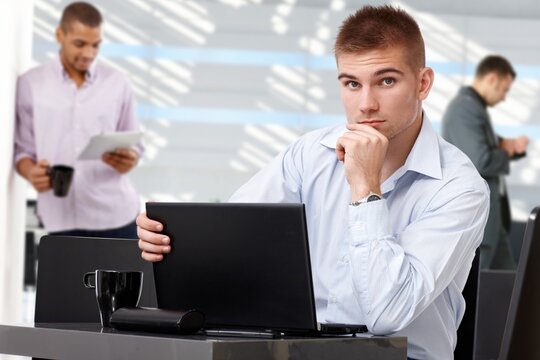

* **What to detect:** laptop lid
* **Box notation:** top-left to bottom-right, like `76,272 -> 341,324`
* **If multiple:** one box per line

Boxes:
35,236 -> 157,323
147,202 -> 318,333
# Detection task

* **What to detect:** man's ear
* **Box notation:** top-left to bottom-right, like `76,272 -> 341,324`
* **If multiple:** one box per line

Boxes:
55,26 -> 64,43
484,72 -> 499,86
417,67 -> 434,101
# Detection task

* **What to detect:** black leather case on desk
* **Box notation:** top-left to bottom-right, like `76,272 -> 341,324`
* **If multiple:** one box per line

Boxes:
110,307 -> 205,334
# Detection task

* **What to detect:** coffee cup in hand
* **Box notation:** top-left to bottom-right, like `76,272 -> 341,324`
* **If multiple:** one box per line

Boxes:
83,269 -> 143,327
48,165 -> 74,197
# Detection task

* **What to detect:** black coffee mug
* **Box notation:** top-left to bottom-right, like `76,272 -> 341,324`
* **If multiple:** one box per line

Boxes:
48,165 -> 74,197
83,270 -> 143,327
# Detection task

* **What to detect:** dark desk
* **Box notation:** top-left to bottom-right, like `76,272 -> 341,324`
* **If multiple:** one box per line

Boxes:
0,322 -> 407,359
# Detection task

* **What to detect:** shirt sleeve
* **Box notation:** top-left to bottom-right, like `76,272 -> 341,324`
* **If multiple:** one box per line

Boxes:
14,75 -> 37,165
116,77 -> 145,157
229,139 -> 304,203
347,181 -> 489,335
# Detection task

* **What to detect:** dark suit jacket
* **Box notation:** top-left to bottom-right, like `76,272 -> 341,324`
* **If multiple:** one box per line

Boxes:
441,86 -> 511,237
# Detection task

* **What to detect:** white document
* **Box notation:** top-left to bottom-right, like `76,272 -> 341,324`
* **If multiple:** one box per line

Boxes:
77,131 -> 143,160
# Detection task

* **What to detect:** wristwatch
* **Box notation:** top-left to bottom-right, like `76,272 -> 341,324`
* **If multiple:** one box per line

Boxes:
350,192 -> 382,206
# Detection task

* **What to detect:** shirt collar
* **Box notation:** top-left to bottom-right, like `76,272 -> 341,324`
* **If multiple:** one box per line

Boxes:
53,55 -> 98,84
319,124 -> 346,149
399,113 -> 442,181
463,86 -> 487,108
319,112 -> 442,184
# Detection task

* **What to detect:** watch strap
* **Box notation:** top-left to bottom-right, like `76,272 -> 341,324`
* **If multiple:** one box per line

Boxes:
350,192 -> 382,206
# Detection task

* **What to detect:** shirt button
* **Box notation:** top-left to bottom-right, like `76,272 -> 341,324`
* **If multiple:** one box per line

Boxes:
342,255 -> 350,264
329,295 -> 337,303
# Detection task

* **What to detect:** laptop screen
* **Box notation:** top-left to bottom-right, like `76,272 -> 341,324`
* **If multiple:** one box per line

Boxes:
147,202 -> 318,332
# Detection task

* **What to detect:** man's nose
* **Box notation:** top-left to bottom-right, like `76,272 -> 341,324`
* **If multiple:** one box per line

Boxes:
358,88 -> 378,113
82,46 -> 97,59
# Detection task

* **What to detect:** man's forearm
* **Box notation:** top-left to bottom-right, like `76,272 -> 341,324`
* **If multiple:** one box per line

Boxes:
16,157 -> 36,180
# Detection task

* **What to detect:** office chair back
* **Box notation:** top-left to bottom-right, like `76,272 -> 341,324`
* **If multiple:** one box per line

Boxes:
454,248 -> 480,359
498,207 -> 540,359
35,236 -> 157,323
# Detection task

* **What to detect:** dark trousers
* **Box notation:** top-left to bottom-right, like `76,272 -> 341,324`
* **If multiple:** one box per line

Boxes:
49,220 -> 138,239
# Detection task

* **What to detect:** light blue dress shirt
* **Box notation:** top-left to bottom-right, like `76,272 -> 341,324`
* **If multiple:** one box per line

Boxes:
230,115 -> 489,360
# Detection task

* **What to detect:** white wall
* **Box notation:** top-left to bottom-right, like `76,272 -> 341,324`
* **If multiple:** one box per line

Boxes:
0,1 -> 34,323
30,0 -> 540,219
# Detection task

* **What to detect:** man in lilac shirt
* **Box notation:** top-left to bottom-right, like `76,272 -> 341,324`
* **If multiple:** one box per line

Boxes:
14,2 -> 142,238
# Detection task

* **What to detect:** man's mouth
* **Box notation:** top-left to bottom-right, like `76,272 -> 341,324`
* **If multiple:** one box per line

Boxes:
359,119 -> 384,125
77,59 -> 92,67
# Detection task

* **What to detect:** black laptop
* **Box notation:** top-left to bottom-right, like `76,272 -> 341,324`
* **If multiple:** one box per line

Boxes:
147,202 -> 367,337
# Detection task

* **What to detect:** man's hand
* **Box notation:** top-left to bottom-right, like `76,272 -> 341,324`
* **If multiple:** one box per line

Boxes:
137,212 -> 170,262
102,148 -> 139,174
500,136 -> 529,157
17,158 -> 52,192
336,123 -> 388,201
513,135 -> 529,155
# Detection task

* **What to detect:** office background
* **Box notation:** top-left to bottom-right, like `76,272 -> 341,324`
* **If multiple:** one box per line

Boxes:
30,0 -> 540,216
1,0 -> 540,323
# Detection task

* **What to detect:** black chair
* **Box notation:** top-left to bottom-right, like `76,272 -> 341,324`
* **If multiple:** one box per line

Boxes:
24,231 -> 37,287
454,248 -> 480,359
35,236 -> 157,323
475,270 -> 515,359
498,207 -> 540,359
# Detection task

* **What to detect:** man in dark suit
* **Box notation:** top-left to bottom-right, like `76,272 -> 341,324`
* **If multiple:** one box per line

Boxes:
442,55 -> 528,269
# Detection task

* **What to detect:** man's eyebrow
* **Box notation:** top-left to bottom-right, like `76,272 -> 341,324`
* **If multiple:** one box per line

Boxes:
71,38 -> 102,45
337,73 -> 357,80
374,68 -> 405,76
337,68 -> 405,81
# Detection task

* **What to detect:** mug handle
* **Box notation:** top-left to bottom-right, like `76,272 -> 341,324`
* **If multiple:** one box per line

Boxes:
83,271 -> 96,289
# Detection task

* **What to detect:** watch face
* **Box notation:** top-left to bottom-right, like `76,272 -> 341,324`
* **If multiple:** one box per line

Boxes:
367,194 -> 381,202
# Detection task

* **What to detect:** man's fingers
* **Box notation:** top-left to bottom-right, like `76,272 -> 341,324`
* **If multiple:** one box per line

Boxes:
137,226 -> 169,245
103,153 -> 136,173
345,123 -> 388,144
33,177 -> 51,187
138,237 -> 170,255
136,212 -> 163,232
141,251 -> 164,262
36,159 -> 50,168
32,166 -> 50,177
35,184 -> 52,192
108,154 -> 135,164
112,148 -> 137,161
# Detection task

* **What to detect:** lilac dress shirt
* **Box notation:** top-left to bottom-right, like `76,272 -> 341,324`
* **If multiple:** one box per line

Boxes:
14,57 -> 143,232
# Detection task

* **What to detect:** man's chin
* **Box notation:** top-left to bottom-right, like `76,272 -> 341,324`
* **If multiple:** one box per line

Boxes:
74,63 -> 92,72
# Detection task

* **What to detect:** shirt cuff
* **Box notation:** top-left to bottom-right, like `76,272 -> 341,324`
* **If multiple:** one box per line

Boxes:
14,153 -> 35,167
348,199 -> 393,246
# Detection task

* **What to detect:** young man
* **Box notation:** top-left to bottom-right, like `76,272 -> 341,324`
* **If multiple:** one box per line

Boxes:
442,55 -> 528,270
138,6 -> 489,359
14,2 -> 143,238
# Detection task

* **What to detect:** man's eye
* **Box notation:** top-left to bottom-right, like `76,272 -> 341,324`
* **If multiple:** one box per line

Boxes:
346,81 -> 359,89
381,78 -> 395,86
